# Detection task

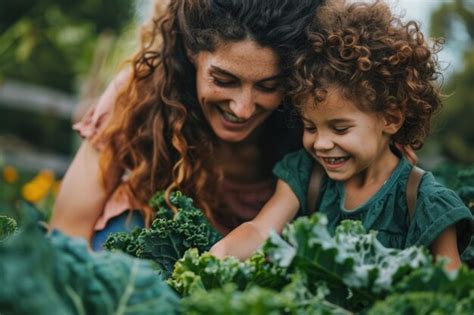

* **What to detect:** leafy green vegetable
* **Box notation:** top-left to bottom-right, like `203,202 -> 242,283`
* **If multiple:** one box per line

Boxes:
263,215 -> 434,311
393,264 -> 474,300
0,214 -> 17,241
170,212 -> 474,313
180,274 -> 351,315
0,216 -> 180,315
105,191 -> 222,278
0,220 -> 73,315
168,248 -> 288,296
367,291 -> 474,315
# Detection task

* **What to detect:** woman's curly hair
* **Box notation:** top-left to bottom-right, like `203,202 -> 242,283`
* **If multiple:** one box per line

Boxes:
95,0 -> 322,226
291,0 -> 443,153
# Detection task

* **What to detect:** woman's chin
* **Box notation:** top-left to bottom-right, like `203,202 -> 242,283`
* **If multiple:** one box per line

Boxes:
210,117 -> 257,143
213,129 -> 251,143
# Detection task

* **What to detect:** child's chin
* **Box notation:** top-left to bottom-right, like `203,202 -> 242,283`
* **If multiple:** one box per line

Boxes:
325,171 -> 350,182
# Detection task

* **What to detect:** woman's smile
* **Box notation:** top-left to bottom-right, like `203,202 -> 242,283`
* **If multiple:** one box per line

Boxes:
217,106 -> 251,124
194,39 -> 283,143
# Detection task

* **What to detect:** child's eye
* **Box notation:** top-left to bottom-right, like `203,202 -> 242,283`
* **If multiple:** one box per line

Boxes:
333,126 -> 349,134
304,125 -> 317,133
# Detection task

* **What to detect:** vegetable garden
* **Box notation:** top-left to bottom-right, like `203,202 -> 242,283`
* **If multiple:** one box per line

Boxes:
1,164 -> 473,314
1,1 -> 474,314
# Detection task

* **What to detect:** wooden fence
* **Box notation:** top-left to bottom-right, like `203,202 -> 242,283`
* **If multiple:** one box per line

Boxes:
0,80 -> 77,174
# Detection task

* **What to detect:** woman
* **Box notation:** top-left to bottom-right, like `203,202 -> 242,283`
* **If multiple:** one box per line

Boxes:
50,0 -> 323,249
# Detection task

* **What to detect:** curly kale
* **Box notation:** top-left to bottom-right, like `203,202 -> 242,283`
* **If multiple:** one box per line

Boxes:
170,212 -> 474,314
0,215 -> 17,241
367,291 -> 474,315
105,191 -> 222,278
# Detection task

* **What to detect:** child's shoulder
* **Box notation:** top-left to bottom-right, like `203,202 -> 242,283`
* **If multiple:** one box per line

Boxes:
417,171 -> 464,207
406,168 -> 473,249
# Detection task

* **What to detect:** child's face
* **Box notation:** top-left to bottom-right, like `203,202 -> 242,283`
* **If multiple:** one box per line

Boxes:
301,86 -> 396,182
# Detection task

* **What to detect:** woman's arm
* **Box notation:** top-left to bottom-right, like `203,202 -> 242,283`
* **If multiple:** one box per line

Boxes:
50,71 -> 129,243
210,179 -> 300,260
49,140 -> 120,243
430,225 -> 461,271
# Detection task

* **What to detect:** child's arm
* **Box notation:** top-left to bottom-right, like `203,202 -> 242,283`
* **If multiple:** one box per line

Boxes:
430,225 -> 461,271
210,179 -> 300,260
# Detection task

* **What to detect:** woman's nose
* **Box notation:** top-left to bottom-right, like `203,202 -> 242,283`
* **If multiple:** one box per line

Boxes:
229,88 -> 256,120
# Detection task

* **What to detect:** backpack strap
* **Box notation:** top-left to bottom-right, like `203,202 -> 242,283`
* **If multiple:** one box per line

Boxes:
406,165 -> 426,224
307,162 -> 324,215
307,162 -> 426,221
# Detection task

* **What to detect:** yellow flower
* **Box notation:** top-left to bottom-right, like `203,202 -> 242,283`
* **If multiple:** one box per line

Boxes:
3,165 -> 18,183
22,182 -> 46,203
21,169 -> 55,203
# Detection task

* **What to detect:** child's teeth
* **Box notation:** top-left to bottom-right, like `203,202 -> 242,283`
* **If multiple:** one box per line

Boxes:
326,157 -> 347,164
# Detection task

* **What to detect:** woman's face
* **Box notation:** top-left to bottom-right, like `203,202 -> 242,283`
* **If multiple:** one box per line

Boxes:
193,39 -> 284,143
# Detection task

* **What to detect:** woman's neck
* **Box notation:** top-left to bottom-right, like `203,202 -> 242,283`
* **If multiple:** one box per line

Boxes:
214,128 -> 269,184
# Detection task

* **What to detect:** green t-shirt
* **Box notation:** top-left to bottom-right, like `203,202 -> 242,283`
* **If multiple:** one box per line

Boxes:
273,149 -> 473,252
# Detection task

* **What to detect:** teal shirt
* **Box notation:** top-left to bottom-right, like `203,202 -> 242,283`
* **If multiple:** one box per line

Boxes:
273,149 -> 473,252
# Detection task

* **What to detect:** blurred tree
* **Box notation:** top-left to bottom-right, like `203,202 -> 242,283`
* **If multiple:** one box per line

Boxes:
430,0 -> 474,164
0,0 -> 135,92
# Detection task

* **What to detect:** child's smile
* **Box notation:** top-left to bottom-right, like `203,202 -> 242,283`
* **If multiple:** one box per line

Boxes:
301,86 -> 400,184
319,156 -> 350,170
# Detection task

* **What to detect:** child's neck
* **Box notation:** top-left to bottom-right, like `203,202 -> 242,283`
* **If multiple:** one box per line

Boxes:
343,148 -> 400,211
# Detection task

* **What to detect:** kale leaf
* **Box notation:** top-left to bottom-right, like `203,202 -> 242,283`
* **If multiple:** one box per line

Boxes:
0,212 -> 180,315
105,191 -> 222,278
0,214 -> 17,241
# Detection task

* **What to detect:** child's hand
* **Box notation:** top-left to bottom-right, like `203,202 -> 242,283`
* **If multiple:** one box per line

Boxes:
209,242 -> 227,259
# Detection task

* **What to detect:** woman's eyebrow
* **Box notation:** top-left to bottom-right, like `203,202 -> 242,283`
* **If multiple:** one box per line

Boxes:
210,65 -> 281,82
210,66 -> 239,79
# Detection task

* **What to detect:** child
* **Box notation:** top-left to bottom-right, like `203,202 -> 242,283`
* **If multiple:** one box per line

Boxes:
210,0 -> 473,270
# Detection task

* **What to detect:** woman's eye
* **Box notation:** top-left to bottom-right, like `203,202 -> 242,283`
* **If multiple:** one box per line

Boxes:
213,77 -> 237,87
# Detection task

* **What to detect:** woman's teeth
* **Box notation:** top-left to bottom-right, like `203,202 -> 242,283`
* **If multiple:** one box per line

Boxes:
222,110 -> 246,123
324,157 -> 349,164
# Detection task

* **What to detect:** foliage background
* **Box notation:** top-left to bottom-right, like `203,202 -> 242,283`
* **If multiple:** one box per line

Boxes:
0,0 -> 473,215
0,0 -> 141,214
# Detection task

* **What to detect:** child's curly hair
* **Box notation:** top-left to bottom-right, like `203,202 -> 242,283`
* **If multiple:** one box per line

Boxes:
291,0 -> 443,151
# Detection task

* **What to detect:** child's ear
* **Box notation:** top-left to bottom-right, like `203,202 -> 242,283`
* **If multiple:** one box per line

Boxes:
383,107 -> 404,135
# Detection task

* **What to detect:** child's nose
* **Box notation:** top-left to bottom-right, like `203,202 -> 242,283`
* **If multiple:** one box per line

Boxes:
313,133 -> 334,151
